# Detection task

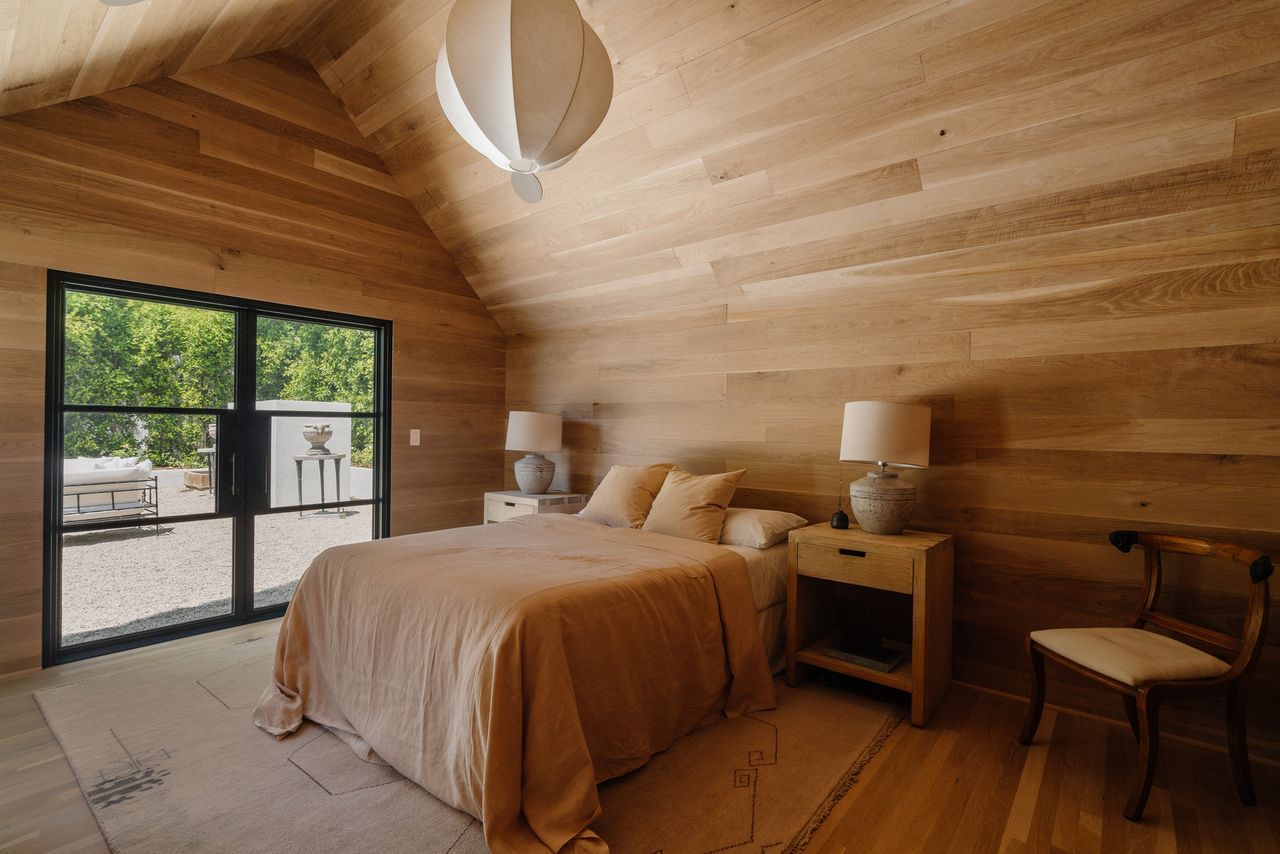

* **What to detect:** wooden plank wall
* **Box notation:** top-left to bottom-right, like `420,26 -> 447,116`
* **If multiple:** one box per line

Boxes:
0,50 -> 506,676
304,1 -> 1280,756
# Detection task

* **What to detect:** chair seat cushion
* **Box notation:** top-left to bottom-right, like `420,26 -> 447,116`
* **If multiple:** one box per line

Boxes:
1030,627 -> 1231,687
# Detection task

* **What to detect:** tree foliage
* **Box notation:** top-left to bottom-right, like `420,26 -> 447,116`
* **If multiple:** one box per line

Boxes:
63,292 -> 376,468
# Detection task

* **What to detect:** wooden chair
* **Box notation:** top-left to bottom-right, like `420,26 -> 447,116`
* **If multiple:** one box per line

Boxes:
1018,530 -> 1272,821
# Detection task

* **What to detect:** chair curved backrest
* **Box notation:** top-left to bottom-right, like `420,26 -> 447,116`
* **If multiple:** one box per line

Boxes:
1109,530 -> 1272,681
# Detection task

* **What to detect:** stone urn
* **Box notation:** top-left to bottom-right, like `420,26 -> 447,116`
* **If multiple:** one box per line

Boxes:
302,423 -> 333,455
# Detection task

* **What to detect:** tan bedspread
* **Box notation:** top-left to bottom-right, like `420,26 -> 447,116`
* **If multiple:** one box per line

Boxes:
253,513 -> 775,853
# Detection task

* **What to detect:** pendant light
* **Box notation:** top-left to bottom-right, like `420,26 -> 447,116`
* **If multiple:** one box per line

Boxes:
436,0 -> 614,203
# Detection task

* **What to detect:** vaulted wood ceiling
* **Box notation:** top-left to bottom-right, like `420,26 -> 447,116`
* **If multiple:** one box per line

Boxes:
0,0 -> 338,116
297,0 -> 1280,336
5,1 -> 1278,338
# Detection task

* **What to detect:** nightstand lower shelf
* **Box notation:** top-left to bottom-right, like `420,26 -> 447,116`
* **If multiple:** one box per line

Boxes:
794,637 -> 913,693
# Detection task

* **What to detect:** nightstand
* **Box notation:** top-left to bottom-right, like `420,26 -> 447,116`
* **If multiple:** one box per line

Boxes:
786,523 -> 954,727
483,490 -> 588,524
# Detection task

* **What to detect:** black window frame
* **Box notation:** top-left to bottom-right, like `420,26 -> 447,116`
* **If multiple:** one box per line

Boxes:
43,271 -> 393,666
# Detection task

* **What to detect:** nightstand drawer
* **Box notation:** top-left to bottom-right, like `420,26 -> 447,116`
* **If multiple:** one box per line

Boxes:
796,542 -> 913,594
485,497 -> 533,523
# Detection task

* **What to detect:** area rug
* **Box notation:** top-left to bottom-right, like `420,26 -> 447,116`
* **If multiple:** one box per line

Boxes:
36,632 -> 902,853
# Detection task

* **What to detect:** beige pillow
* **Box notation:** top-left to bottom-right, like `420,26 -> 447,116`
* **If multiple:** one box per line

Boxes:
579,463 -> 673,528
642,468 -> 745,543
720,508 -> 810,549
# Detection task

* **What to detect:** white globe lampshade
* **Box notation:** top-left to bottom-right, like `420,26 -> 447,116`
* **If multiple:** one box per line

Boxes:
436,0 -> 613,180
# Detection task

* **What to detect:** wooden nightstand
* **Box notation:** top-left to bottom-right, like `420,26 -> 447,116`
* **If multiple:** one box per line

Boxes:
483,490 -> 588,524
786,523 -> 954,727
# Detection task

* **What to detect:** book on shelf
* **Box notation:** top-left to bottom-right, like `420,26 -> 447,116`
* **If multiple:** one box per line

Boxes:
821,645 -> 904,673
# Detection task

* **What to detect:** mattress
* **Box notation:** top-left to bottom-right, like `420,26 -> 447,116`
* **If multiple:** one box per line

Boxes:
721,542 -> 790,674
721,541 -> 788,612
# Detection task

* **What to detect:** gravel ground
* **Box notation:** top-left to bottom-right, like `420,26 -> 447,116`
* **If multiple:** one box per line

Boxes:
61,471 -> 374,646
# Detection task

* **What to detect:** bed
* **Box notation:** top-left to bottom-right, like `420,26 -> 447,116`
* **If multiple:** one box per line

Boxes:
254,513 -> 777,853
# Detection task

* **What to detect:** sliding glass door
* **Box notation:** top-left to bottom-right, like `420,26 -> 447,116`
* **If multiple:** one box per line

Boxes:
44,273 -> 390,664
249,315 -> 385,609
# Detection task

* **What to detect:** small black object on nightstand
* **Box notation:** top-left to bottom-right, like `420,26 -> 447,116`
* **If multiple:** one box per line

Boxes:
831,509 -> 848,529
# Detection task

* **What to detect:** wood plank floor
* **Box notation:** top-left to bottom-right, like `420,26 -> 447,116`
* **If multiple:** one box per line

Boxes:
1,622 -> 1276,853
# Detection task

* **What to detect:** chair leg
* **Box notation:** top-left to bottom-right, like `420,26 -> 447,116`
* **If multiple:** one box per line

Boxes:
1122,694 -> 1140,742
1227,685 -> 1257,806
1018,639 -> 1046,746
1125,691 -> 1161,821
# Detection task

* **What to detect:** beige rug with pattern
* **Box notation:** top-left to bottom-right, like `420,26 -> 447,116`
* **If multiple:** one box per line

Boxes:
36,631 -> 901,853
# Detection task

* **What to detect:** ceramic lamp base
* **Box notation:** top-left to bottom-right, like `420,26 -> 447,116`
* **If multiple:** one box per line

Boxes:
514,452 -> 556,494
849,470 -> 915,535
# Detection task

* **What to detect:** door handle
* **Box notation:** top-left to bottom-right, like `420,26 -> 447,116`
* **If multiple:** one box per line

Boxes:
229,453 -> 237,496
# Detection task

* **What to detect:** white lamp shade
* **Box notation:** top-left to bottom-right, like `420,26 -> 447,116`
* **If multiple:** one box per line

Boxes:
506,411 -> 563,453
436,0 -> 613,174
839,401 -> 931,468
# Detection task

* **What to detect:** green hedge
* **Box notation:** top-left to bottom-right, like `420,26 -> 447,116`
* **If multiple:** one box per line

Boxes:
64,292 -> 376,468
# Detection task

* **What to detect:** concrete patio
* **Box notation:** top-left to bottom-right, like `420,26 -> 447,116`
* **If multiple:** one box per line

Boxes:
61,469 -> 376,646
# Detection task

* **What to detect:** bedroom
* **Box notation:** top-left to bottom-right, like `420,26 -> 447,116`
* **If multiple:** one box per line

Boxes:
0,0 -> 1277,851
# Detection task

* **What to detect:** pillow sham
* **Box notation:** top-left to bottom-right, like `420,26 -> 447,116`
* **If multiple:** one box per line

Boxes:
719,508 -> 810,549
642,468 -> 745,543
578,463 -> 673,528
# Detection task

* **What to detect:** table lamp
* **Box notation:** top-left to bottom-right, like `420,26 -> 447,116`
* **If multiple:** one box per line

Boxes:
839,401 -> 931,534
506,411 -> 563,494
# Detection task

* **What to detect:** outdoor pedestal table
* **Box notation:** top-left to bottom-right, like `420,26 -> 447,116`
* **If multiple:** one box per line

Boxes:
197,447 -> 216,496
292,453 -> 345,515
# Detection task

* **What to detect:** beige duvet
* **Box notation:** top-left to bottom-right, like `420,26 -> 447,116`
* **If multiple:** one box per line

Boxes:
253,513 -> 775,853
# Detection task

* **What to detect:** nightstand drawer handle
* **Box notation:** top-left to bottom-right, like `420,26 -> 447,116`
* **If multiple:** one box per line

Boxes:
504,501 -> 517,507
838,548 -> 867,558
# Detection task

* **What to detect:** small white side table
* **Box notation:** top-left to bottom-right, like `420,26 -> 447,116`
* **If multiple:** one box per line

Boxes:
484,490 -> 588,524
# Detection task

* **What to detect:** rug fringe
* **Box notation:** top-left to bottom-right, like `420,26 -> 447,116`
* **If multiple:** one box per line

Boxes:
782,705 -> 907,853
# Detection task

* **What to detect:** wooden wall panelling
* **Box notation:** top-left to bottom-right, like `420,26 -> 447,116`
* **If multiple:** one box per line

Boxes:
0,49 -> 505,675
0,0 -> 1274,761
302,0 -> 1280,755
0,261 -> 45,675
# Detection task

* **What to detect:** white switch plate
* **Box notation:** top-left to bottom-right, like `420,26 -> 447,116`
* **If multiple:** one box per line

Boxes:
409,429 -> 420,446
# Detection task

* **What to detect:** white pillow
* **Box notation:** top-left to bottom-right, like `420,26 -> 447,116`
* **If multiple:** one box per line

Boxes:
719,508 -> 810,549
94,457 -> 131,469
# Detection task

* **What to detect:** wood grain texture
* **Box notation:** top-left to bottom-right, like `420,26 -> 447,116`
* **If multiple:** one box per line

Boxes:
808,684 -> 1280,854
0,50 -> 505,676
300,0 -> 1280,756
0,0 -> 341,116
2,621 -> 1276,854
